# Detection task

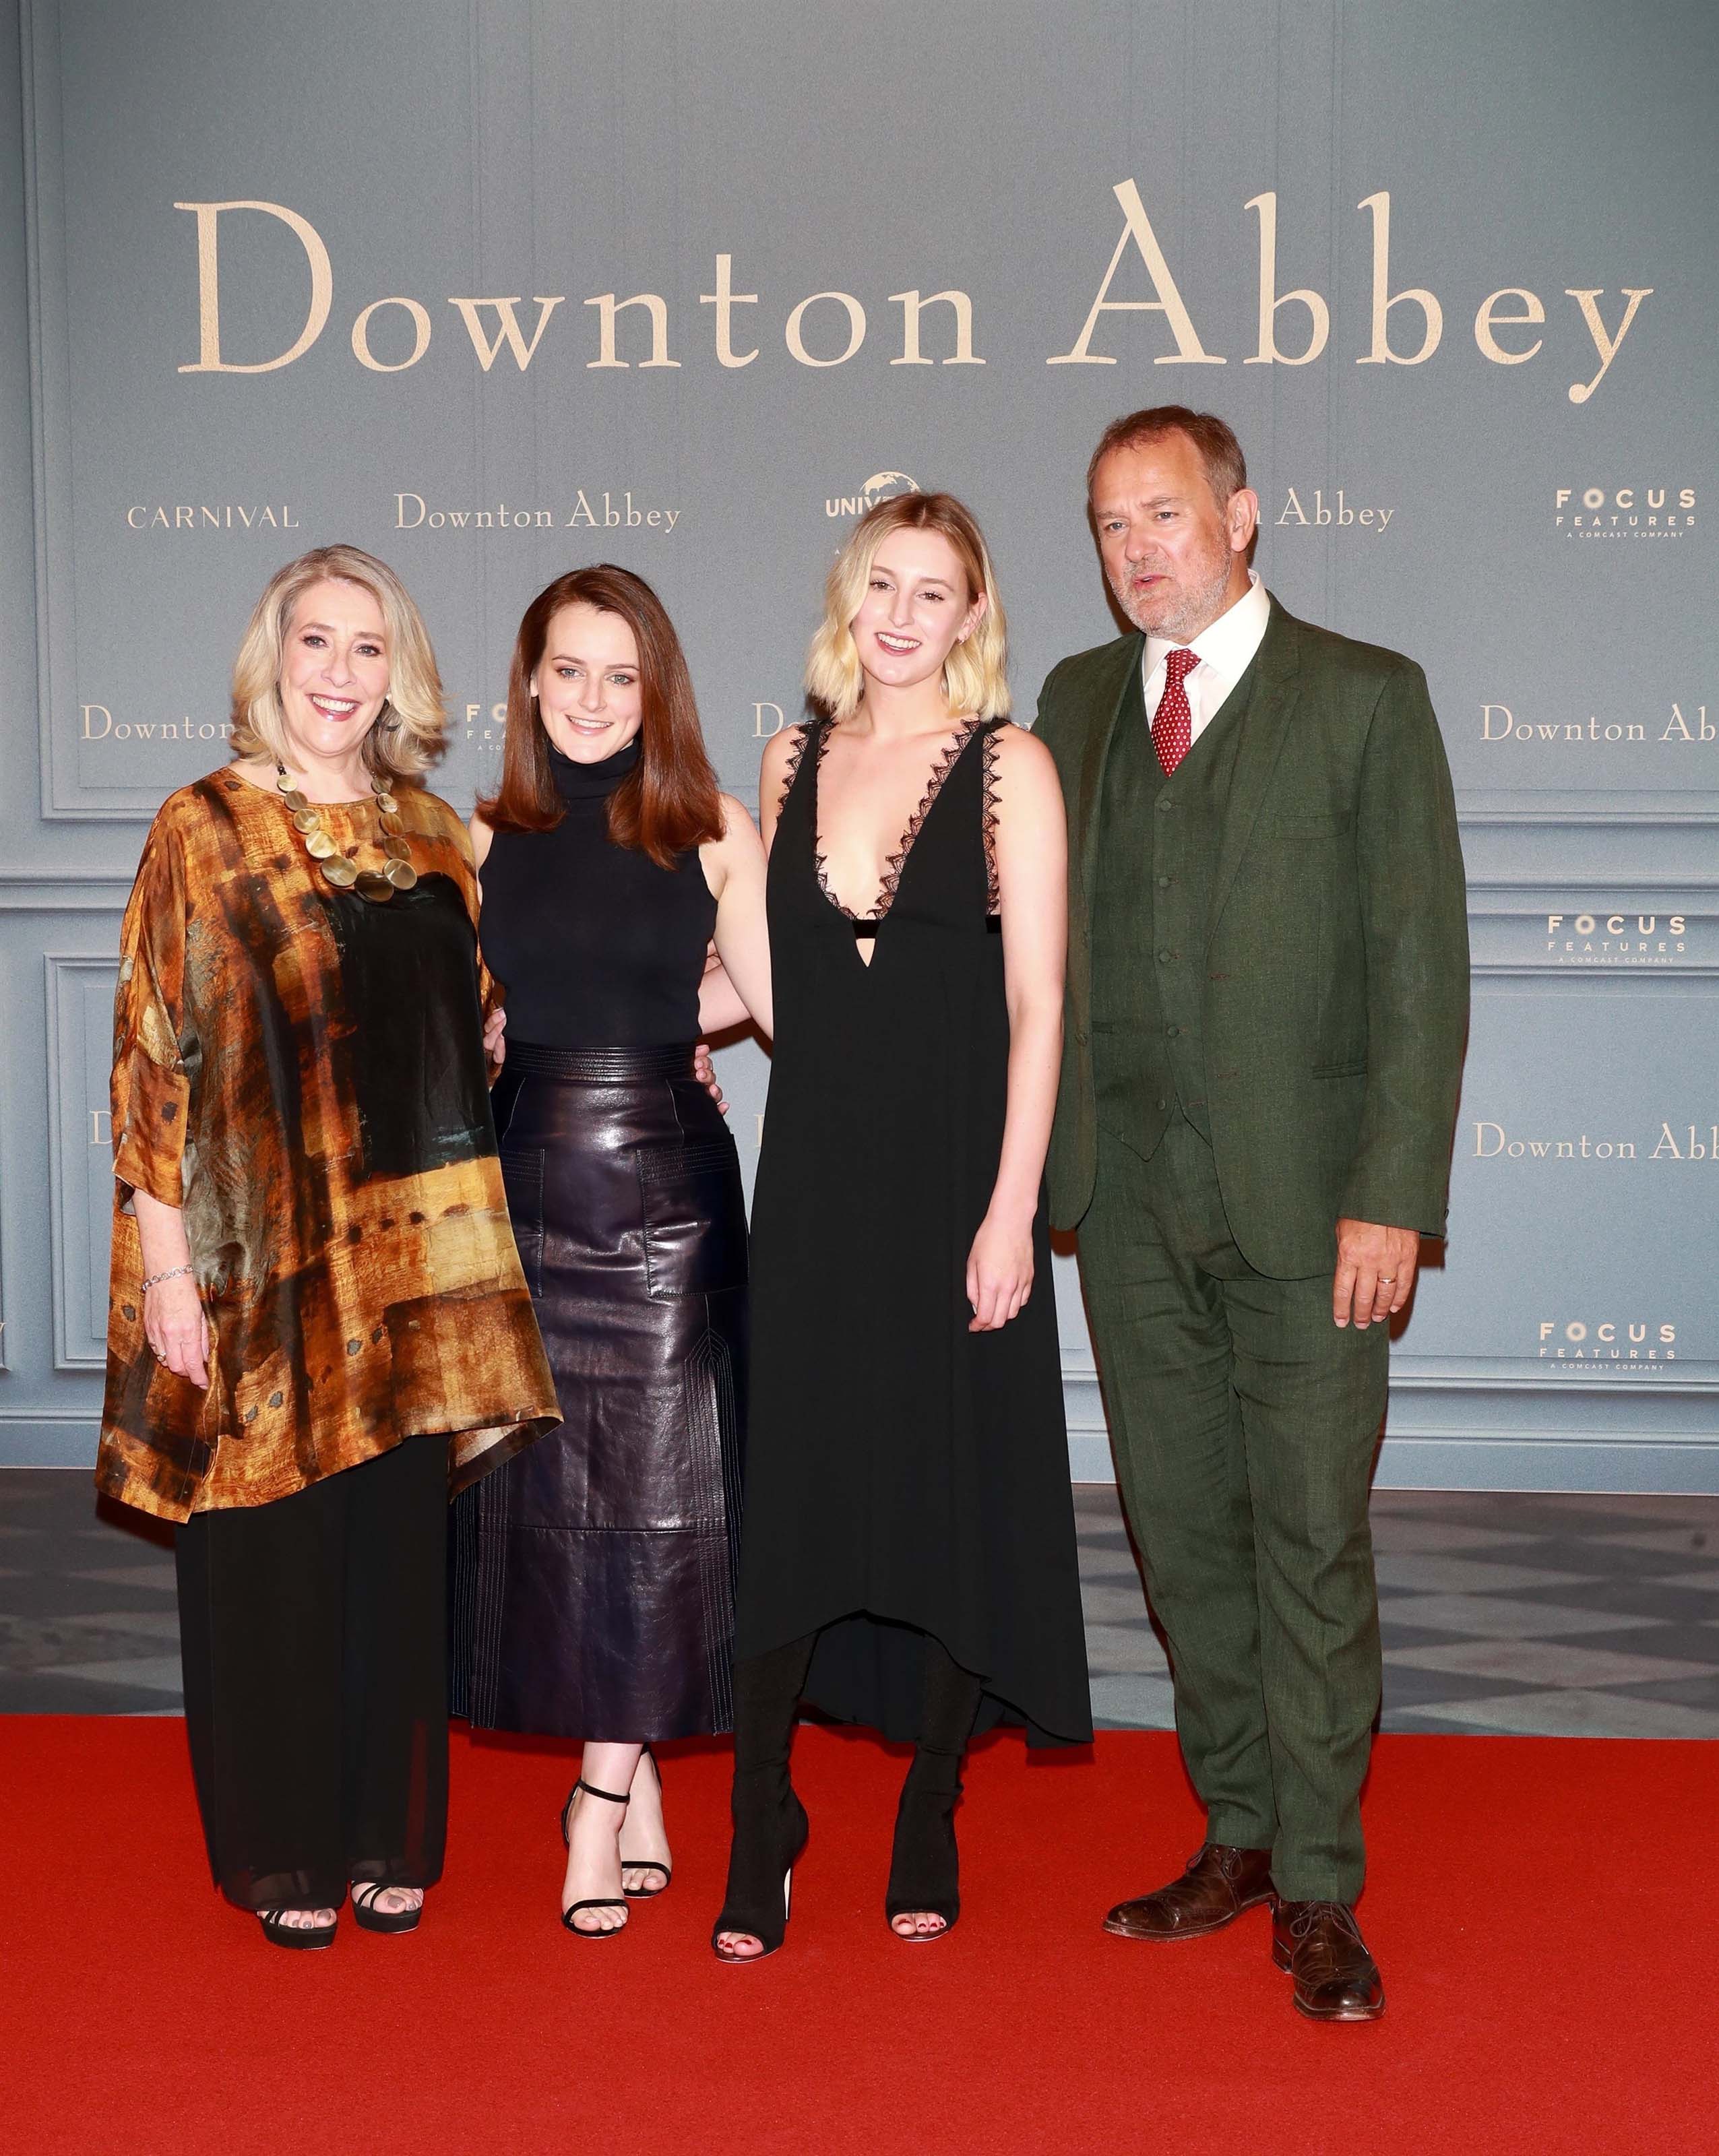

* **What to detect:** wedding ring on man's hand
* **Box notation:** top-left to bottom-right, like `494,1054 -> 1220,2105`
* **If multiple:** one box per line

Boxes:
1377,1275 -> 1397,1286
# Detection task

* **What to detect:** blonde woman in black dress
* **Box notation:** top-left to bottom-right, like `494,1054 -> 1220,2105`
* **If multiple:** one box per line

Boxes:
710,493 -> 1092,1961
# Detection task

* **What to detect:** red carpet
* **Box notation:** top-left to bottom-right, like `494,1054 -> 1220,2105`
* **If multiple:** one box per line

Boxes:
2,1719 -> 1712,2155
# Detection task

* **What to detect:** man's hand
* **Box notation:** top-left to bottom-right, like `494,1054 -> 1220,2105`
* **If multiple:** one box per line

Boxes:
694,1042 -> 727,1115
483,1005 -> 507,1068
1333,1219 -> 1420,1329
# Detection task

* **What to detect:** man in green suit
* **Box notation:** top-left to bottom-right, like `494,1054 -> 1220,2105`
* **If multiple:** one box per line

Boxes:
1034,407 -> 1468,2021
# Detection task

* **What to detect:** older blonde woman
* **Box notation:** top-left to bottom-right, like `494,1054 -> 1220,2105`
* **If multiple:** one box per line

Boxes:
96,544 -> 557,1951
711,493 -> 1092,1963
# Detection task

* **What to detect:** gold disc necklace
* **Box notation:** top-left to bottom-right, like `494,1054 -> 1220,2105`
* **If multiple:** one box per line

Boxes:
276,763 -> 418,902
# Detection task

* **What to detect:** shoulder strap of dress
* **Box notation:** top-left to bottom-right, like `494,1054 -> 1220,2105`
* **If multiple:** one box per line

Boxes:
774,720 -> 819,821
980,719 -> 1005,916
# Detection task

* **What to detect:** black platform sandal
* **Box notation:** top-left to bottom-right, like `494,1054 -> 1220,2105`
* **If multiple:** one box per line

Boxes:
258,1907 -> 337,1951
559,1778 -> 631,1938
621,1747 -> 673,1900
711,1768 -> 809,1965
885,1752 -> 964,1942
350,1881 -> 423,1935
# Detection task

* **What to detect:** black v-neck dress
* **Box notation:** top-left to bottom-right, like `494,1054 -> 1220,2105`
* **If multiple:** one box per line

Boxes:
732,718 -> 1092,1746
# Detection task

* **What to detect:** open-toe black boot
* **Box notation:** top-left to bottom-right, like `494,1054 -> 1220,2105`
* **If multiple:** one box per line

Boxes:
712,1634 -> 816,1964
885,1638 -> 982,1943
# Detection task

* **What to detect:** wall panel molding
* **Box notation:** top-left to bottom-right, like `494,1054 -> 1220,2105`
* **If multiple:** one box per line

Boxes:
42,953 -> 117,1369
1059,1360 -> 1719,1494
1456,796 -> 1719,827
0,870 -> 132,912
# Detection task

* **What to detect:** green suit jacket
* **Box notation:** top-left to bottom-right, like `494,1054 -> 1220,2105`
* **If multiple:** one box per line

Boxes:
1035,596 -> 1470,1276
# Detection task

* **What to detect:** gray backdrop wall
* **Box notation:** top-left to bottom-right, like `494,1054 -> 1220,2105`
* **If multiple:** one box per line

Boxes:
2,0 -> 1715,1490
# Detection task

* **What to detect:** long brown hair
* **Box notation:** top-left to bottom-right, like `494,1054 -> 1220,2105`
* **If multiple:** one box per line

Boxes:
478,565 -> 723,868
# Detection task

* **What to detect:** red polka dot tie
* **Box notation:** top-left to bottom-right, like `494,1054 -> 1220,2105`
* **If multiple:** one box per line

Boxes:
1151,646 -> 1200,777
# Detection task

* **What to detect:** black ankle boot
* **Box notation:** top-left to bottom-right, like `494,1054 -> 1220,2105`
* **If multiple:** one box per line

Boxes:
711,1766 -> 809,1963
712,1635 -> 817,1964
885,1746 -> 964,1941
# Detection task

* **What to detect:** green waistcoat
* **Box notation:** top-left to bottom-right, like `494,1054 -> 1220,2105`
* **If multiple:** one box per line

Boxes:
1033,600 -> 1471,1276
1090,653 -> 1255,1156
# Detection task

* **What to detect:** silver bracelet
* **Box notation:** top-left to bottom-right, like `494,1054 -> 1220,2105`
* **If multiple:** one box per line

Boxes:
141,1265 -> 195,1292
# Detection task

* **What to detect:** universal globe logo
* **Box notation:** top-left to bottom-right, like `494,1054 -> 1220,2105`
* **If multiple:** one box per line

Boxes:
825,471 -> 920,519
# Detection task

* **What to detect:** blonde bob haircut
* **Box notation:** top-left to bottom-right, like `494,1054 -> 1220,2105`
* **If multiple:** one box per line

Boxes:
806,491 -> 1011,724
230,544 -> 447,782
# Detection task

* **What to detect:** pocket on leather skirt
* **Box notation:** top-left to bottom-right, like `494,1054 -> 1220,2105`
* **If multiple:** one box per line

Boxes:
636,1136 -> 748,1299
497,1146 -> 544,1298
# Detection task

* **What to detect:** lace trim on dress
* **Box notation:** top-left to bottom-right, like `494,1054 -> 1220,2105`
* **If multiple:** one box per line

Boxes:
775,723 -> 814,821
813,716 -> 984,922
981,721 -> 1003,918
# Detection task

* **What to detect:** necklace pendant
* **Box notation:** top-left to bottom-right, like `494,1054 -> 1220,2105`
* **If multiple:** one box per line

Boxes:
275,762 -> 416,898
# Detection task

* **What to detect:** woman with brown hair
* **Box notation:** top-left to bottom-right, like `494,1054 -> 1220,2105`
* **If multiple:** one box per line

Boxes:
448,564 -> 771,1938
712,493 -> 1090,1963
96,544 -> 559,1950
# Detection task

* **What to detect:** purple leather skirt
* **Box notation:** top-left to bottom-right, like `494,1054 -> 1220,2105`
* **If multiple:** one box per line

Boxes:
449,1042 -> 747,1740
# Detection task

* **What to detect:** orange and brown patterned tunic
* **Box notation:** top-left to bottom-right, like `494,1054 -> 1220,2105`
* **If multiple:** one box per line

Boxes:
96,769 -> 559,1523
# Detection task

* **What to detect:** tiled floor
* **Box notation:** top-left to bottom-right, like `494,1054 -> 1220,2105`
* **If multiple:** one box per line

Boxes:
0,1476 -> 180,1715
4,1471 -> 1718,1735
1075,1484 -> 1719,1738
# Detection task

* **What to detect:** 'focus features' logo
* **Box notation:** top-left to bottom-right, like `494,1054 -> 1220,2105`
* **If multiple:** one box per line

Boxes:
1538,1319 -> 1677,1367
825,470 -> 919,520
1554,484 -> 1695,538
1546,912 -> 1689,966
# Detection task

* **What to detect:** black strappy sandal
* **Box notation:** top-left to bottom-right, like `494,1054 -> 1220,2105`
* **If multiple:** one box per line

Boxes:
350,1881 -> 423,1935
621,1747 -> 673,1900
559,1778 -> 631,1939
258,1907 -> 338,1951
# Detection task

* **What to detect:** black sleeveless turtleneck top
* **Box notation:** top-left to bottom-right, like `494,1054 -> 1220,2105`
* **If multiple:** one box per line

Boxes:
477,738 -> 717,1048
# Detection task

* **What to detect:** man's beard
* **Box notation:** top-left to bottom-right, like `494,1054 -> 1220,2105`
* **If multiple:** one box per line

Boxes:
1112,550 -> 1234,641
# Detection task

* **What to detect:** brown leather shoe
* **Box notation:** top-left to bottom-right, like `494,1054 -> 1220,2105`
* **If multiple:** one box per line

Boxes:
1103,1844 -> 1275,1941
1272,1900 -> 1385,2021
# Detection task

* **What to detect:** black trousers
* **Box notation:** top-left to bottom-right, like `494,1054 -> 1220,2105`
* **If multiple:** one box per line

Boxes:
175,1436 -> 449,1911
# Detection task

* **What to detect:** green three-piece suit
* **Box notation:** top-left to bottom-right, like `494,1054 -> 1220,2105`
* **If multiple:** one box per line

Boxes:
1035,595 -> 1469,1901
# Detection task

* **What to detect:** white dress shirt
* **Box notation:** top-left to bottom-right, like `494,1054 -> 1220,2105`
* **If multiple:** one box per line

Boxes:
1142,572 -> 1272,747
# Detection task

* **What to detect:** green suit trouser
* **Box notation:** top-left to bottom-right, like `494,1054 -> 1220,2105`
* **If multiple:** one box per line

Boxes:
1079,1116 -> 1388,1902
